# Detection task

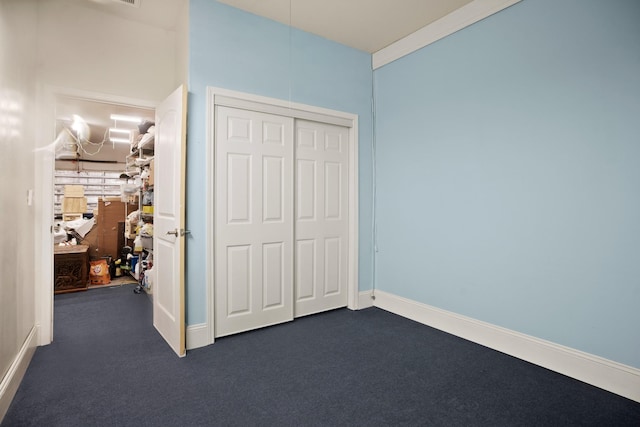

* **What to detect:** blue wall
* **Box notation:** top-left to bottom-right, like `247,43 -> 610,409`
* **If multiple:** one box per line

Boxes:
187,0 -> 373,325
373,0 -> 640,368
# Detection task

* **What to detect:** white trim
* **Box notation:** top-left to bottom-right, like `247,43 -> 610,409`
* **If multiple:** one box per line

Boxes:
0,326 -> 38,422
347,120 -> 359,311
37,86 -> 157,347
357,290 -> 374,310
186,323 -> 210,350
205,89 -> 217,347
372,0 -> 522,69
209,88 -> 356,128
373,290 -> 640,403
205,86 -> 359,344
42,85 -> 158,109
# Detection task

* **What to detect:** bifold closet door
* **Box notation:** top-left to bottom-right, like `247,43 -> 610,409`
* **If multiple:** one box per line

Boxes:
294,120 -> 349,317
215,106 -> 294,338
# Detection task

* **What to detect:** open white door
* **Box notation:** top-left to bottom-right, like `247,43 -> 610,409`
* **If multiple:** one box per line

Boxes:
153,85 -> 187,357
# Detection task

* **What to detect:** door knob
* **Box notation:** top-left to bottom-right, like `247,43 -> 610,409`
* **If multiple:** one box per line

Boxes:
166,229 -> 179,236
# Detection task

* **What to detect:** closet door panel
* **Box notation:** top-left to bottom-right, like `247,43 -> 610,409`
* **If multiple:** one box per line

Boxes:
324,237 -> 341,295
263,156 -> 284,222
227,153 -> 252,223
263,242 -> 285,309
296,239 -> 316,300
324,162 -> 342,220
215,107 -> 294,337
294,120 -> 349,317
296,159 -> 317,221
227,244 -> 251,315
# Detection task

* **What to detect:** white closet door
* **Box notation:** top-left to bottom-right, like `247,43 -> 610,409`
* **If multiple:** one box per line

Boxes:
215,106 -> 294,337
294,120 -> 349,317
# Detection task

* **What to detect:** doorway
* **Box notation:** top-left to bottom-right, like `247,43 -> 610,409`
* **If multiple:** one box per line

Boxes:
53,94 -> 154,288
37,87 -> 158,347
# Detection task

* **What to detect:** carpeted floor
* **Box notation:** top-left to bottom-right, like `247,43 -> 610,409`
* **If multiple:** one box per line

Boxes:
3,284 -> 640,426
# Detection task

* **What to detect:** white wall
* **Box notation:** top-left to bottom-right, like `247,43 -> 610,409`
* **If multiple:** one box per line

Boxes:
37,0 -> 178,103
175,0 -> 189,87
0,0 -> 38,420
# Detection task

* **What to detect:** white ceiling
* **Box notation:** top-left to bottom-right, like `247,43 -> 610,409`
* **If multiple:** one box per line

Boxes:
82,0 -> 188,30
60,0 -> 475,162
56,96 -> 155,137
216,0 -> 474,53
82,0 -> 474,53
55,96 -> 155,164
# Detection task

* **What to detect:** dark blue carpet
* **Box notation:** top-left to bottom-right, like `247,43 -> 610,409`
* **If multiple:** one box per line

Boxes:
3,284 -> 639,426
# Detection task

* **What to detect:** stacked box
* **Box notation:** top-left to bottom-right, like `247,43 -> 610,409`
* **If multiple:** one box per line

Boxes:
64,185 -> 84,198
62,213 -> 83,222
62,197 -> 87,213
62,185 -> 87,220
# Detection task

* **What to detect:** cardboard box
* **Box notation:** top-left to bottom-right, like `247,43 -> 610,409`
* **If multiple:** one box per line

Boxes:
89,259 -> 111,285
81,227 -> 100,258
64,185 -> 84,197
62,197 -> 87,213
80,198 -> 137,260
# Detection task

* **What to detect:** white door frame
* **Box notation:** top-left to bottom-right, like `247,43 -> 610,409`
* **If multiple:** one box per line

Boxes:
36,85 -> 156,346
204,86 -> 359,347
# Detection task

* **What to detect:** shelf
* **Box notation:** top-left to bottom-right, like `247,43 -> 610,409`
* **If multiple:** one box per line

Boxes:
138,135 -> 155,151
53,170 -> 123,217
55,176 -> 122,182
124,133 -> 153,269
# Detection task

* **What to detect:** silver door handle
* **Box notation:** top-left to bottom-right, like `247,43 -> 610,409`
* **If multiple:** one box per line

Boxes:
180,229 -> 191,237
166,229 -> 179,236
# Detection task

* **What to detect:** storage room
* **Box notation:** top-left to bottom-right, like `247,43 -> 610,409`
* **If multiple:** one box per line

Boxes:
53,96 -> 156,295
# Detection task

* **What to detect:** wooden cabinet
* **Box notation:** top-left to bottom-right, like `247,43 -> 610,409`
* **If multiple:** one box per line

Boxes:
54,245 -> 89,294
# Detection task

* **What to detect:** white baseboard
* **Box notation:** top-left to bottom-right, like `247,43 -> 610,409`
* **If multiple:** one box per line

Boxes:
186,323 -> 211,350
0,326 -> 38,422
189,291 -> 375,350
357,290 -> 374,310
373,290 -> 640,403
